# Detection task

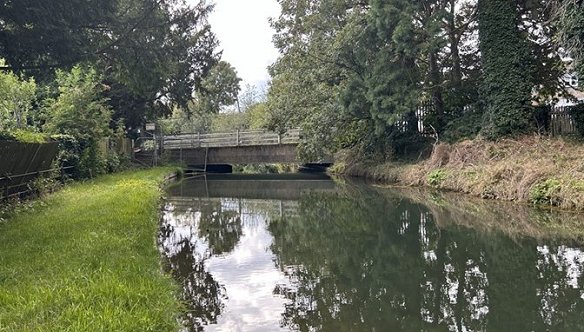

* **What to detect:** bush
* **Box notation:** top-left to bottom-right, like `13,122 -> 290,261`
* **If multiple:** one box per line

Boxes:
533,105 -> 551,134
569,104 -> 584,138
51,135 -> 108,179
44,66 -> 112,179
442,108 -> 483,142
106,151 -> 122,173
10,129 -> 48,143
0,130 -> 48,143
529,179 -> 562,206
0,63 -> 37,131
427,169 -> 448,187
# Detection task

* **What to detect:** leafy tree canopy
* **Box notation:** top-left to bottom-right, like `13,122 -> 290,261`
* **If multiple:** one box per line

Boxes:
197,61 -> 242,114
0,0 -> 221,129
555,0 -> 584,84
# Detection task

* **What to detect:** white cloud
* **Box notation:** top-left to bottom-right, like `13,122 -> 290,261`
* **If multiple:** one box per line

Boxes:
205,0 -> 281,88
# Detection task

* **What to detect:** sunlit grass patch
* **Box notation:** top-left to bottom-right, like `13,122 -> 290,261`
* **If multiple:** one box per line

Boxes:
0,168 -> 182,331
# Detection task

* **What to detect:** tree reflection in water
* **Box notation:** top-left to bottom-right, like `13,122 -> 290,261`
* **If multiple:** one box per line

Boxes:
268,187 -> 584,332
159,178 -> 584,332
159,200 -> 243,331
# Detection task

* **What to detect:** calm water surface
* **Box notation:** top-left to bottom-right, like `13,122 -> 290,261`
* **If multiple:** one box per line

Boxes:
159,174 -> 584,332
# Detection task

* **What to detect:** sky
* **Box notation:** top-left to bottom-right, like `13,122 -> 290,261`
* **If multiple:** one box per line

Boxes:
206,0 -> 281,89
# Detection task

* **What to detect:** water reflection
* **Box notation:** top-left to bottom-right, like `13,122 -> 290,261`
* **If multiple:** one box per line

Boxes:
160,175 -> 584,331
159,201 -> 228,331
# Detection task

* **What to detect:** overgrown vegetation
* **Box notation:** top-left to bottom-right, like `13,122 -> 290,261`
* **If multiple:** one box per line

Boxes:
569,103 -> 584,138
337,136 -> 584,210
0,168 -> 182,331
478,0 -> 534,139
266,0 -> 573,162
0,1 -> 244,179
0,65 -> 131,179
427,169 -> 448,187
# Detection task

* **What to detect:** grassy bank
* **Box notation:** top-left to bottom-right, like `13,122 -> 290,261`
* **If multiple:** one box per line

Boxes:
336,136 -> 584,211
0,168 -> 181,331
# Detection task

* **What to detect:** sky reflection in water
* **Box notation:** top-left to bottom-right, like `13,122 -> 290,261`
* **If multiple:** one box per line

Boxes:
159,175 -> 584,332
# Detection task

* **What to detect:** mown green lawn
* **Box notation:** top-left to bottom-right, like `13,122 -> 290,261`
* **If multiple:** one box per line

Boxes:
0,168 -> 182,332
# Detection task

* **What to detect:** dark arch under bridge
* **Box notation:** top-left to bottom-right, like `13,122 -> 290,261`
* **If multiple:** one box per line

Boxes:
136,129 -> 333,167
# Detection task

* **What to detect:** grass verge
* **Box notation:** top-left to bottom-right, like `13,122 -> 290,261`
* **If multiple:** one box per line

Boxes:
335,136 -> 584,211
0,168 -> 182,332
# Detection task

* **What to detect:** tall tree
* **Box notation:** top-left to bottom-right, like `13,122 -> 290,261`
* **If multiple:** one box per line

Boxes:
268,0 -> 365,160
554,0 -> 584,85
517,0 -> 565,100
196,61 -> 241,114
477,0 -> 534,139
0,0 -> 220,129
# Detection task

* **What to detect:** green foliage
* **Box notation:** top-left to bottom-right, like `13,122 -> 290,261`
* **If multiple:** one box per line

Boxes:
443,108 -> 483,142
0,62 -> 37,131
267,0 -> 371,159
51,134 -> 81,176
0,0 -> 220,131
246,102 -> 269,130
266,0 -> 567,158
160,100 -> 270,135
530,178 -> 562,206
478,0 -> 534,139
9,129 -> 48,143
233,164 -> 295,174
427,169 -> 448,187
197,61 -> 242,114
43,66 -> 112,178
211,113 -> 248,132
0,129 -> 48,143
569,104 -> 584,138
160,107 -> 208,134
44,66 -> 112,140
105,150 -> 122,173
267,0 -> 485,160
554,0 -> 584,83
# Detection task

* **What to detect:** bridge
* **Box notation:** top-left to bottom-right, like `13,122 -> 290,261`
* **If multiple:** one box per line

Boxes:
135,129 -> 332,167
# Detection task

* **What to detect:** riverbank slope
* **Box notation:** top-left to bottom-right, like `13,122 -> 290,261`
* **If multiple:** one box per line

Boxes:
0,168 -> 182,331
335,136 -> 584,211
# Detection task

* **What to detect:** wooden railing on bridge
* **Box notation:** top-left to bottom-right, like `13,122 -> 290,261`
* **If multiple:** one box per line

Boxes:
162,129 -> 301,150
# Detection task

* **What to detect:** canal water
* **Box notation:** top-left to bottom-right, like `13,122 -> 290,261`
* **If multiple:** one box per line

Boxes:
159,174 -> 584,332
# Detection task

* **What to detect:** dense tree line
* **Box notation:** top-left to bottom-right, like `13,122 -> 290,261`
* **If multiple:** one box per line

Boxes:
266,0 -> 583,161
0,0 -> 244,129
0,0 -> 241,177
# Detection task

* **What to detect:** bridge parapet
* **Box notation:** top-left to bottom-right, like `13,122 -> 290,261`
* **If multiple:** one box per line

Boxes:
163,129 -> 301,150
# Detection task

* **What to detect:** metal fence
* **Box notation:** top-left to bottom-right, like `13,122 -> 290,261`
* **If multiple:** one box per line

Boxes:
396,102 -> 582,137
